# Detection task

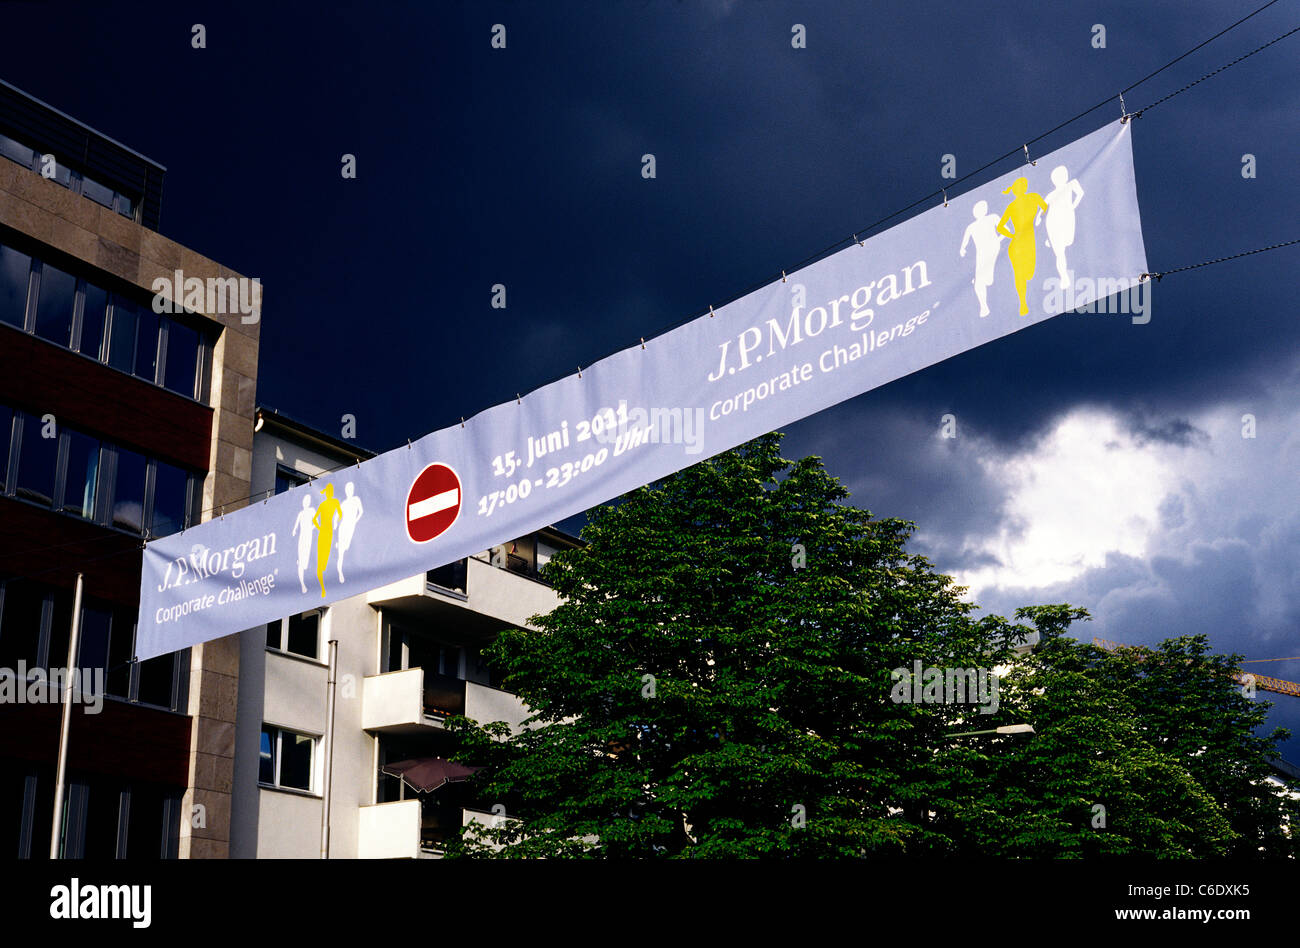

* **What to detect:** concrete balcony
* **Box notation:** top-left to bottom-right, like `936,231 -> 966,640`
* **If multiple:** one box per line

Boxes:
363,669 -> 529,733
366,555 -> 559,632
357,800 -> 421,859
362,668 -> 433,733
465,680 -> 530,733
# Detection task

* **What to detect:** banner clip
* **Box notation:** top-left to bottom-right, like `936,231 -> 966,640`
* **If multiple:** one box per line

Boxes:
853,233 -> 863,247
708,305 -> 715,318
1118,91 -> 1129,123
1023,143 -> 1037,167
942,188 -> 948,208
640,338 -> 646,350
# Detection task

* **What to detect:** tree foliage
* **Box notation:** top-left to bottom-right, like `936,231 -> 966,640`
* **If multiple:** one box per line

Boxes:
444,434 -> 1299,858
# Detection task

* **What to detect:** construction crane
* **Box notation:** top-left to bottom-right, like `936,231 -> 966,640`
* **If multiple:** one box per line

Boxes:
1092,638 -> 1300,699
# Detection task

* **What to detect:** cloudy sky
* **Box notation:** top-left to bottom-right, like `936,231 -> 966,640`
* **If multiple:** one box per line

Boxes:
3,0 -> 1296,755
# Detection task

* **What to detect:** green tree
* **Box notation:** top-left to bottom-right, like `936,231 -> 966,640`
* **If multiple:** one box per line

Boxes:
444,435 -> 1300,858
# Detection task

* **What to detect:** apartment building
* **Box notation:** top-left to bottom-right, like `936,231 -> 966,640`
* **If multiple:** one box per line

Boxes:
0,79 -> 260,858
230,406 -> 579,857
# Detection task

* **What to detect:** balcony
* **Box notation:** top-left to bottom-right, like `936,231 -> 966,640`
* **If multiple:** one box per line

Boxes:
357,800 -> 422,859
367,552 -> 561,631
363,669 -> 529,733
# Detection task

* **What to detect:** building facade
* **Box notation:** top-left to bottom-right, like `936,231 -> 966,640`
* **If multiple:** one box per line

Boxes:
0,79 -> 260,858
231,407 -> 578,857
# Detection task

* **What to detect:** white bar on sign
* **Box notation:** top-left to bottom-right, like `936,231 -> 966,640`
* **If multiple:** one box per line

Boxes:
408,488 -> 459,521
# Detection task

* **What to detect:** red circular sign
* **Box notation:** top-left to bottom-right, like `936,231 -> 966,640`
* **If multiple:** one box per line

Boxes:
405,462 -> 462,543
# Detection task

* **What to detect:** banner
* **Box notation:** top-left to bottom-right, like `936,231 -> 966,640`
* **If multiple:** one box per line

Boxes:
136,120 -> 1146,660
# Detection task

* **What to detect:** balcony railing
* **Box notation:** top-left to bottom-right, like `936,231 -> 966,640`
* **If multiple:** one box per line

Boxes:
422,673 -> 466,718
426,558 -> 468,595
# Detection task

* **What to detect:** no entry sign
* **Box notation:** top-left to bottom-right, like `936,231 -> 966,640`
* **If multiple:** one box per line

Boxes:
406,462 -> 462,542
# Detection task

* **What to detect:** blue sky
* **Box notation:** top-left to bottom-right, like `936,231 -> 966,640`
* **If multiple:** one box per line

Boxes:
3,0 -> 1297,757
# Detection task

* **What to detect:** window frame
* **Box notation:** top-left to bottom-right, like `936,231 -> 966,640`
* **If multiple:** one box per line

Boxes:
266,609 -> 324,663
258,725 -> 319,795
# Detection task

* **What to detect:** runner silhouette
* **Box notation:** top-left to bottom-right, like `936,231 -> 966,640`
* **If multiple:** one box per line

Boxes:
291,495 -> 315,594
312,483 -> 343,598
996,176 -> 1050,315
1044,165 -> 1084,291
337,482 -> 363,584
960,200 -> 1005,317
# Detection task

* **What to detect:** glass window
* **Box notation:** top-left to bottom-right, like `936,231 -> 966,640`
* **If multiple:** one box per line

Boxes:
0,580 -> 44,669
61,430 -> 100,519
105,299 -> 137,372
111,447 -> 146,533
260,726 -> 315,792
14,414 -> 58,506
124,784 -> 164,860
150,461 -> 189,538
136,652 -> 175,708
46,588 -> 71,671
79,283 -> 108,360
113,193 -> 134,220
258,728 -> 276,785
279,732 -> 313,791
43,158 -> 72,189
77,606 -> 112,675
161,320 -> 199,397
33,264 -> 76,346
286,612 -> 319,659
133,310 -> 159,383
275,466 -> 309,496
83,782 -> 123,859
80,175 -> 114,209
0,133 -> 34,169
0,243 -> 32,328
106,609 -> 133,699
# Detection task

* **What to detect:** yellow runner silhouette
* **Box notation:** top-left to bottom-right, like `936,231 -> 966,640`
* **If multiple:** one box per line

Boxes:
996,176 -> 1050,315
312,483 -> 343,598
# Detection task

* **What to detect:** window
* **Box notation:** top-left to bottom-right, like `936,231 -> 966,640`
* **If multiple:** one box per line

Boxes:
0,132 -> 34,169
266,611 -> 321,660
0,579 -> 43,669
110,447 -> 146,533
0,244 -> 207,397
150,460 -> 189,538
76,607 -> 113,680
105,298 -> 137,372
1,405 -> 200,539
14,414 -> 58,506
274,465 -> 310,496
79,283 -> 108,359
32,263 -> 76,346
61,430 -> 100,519
0,243 -> 31,328
133,309 -> 160,383
80,175 -> 114,210
136,651 -> 177,709
259,726 -> 315,792
161,320 -> 199,397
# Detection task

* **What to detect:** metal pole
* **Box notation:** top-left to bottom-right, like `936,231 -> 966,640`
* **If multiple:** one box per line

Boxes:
50,573 -> 84,859
320,639 -> 339,859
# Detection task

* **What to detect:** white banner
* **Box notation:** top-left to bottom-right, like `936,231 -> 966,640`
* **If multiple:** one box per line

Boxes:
136,120 -> 1146,660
